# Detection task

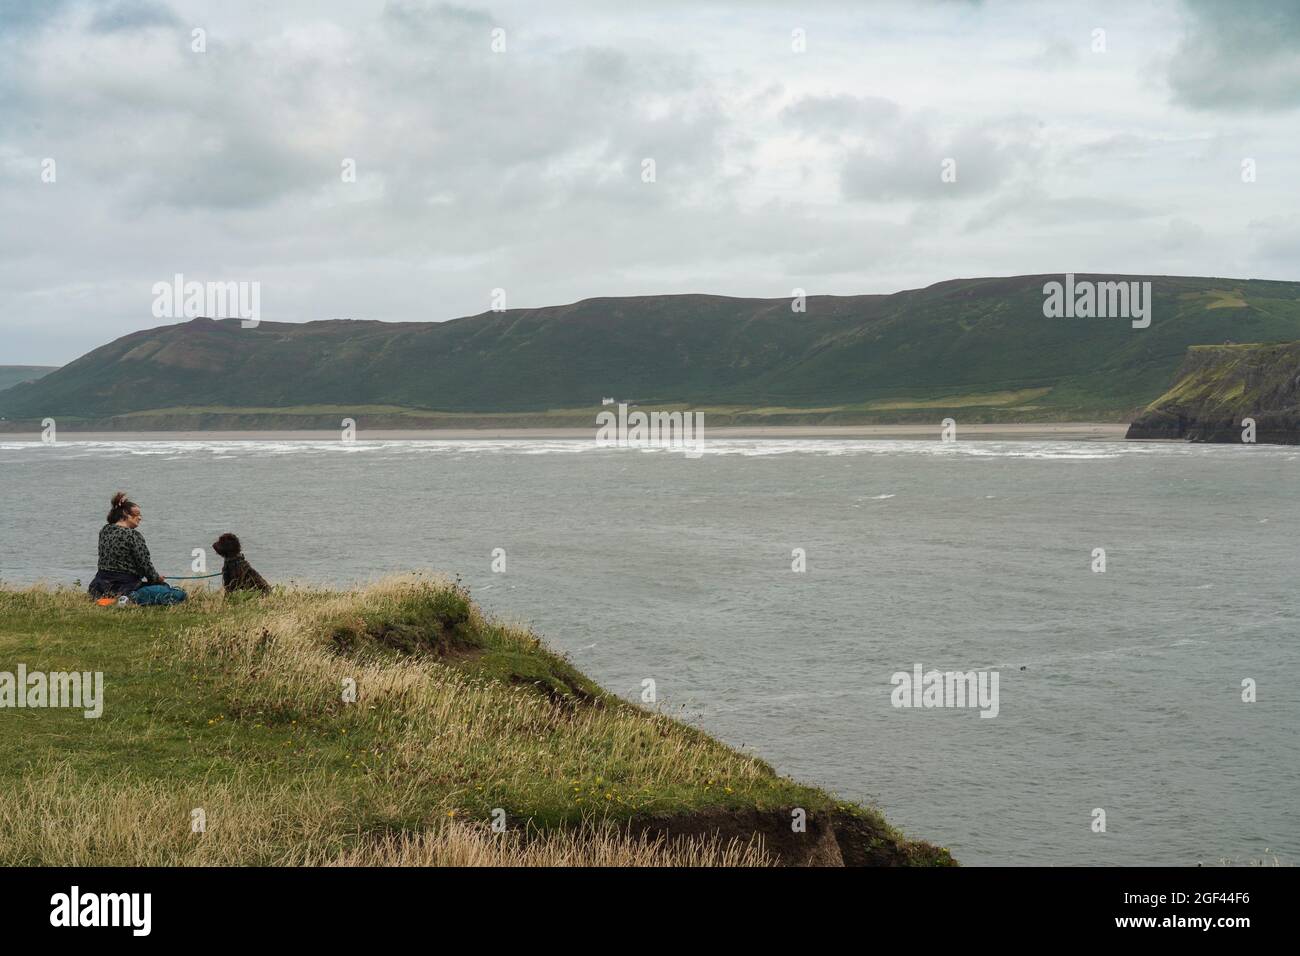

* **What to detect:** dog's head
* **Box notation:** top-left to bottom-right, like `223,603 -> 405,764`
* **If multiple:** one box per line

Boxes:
212,532 -> 242,558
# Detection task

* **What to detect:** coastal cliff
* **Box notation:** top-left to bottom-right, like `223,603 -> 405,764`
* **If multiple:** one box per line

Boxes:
1126,342 -> 1300,444
0,577 -> 953,867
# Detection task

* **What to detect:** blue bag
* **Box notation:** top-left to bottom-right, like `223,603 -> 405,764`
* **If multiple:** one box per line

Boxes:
130,584 -> 188,606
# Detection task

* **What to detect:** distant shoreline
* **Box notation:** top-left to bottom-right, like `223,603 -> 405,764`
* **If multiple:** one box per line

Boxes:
0,423 -> 1130,441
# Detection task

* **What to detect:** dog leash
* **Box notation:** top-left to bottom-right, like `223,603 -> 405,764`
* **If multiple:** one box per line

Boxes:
163,572 -> 223,580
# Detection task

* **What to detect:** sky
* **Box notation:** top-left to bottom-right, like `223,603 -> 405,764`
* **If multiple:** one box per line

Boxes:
2,0 -> 1299,365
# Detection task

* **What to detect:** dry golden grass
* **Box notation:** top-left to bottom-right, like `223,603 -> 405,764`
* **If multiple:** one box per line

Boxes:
0,763 -> 345,866
0,576 -> 849,866
327,824 -> 771,867
0,764 -> 769,866
172,575 -> 784,811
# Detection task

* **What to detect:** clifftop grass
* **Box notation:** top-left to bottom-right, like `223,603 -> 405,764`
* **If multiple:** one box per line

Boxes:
0,576 -> 952,866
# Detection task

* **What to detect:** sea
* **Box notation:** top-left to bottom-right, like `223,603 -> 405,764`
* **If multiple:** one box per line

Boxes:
2,435 -> 1296,866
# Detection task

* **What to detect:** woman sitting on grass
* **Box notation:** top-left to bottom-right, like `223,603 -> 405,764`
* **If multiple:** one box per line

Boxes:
87,491 -> 187,605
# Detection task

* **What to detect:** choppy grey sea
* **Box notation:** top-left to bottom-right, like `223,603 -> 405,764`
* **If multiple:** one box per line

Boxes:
2,436 -> 1297,865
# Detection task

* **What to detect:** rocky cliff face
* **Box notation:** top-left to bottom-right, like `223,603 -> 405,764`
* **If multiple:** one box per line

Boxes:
1126,341 -> 1300,443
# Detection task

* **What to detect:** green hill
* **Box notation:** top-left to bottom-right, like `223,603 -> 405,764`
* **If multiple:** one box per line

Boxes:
1126,341 -> 1300,443
0,365 -> 58,394
0,577 -> 951,866
5,275 -> 1300,428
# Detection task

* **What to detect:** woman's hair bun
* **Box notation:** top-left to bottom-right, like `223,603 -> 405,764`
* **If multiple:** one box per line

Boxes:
107,490 -> 137,523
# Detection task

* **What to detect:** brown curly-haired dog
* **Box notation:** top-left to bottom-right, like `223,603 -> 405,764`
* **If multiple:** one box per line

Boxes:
212,533 -> 271,594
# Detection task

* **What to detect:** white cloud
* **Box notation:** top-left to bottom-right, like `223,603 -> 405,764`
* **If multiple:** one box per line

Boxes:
0,0 -> 1297,364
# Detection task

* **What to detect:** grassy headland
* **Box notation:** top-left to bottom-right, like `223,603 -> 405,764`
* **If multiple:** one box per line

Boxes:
1127,340 -> 1300,443
0,576 -> 952,866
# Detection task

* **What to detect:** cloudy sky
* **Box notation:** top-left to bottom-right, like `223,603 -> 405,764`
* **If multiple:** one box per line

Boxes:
2,0 -> 1299,364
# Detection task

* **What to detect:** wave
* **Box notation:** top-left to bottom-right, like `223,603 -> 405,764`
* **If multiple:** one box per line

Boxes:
0,437 -> 1289,461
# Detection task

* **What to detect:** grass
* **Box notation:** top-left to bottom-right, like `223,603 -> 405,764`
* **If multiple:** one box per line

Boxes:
9,390 -> 1126,433
1178,289 -> 1249,310
1145,341 -> 1300,411
115,403 -> 444,418
0,576 -> 951,866
861,387 -> 1054,411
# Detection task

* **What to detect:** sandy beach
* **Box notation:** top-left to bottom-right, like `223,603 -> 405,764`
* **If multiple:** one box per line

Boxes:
1,423 -> 1130,442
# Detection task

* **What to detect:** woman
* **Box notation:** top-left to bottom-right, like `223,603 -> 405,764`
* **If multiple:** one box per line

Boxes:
87,492 -> 186,605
